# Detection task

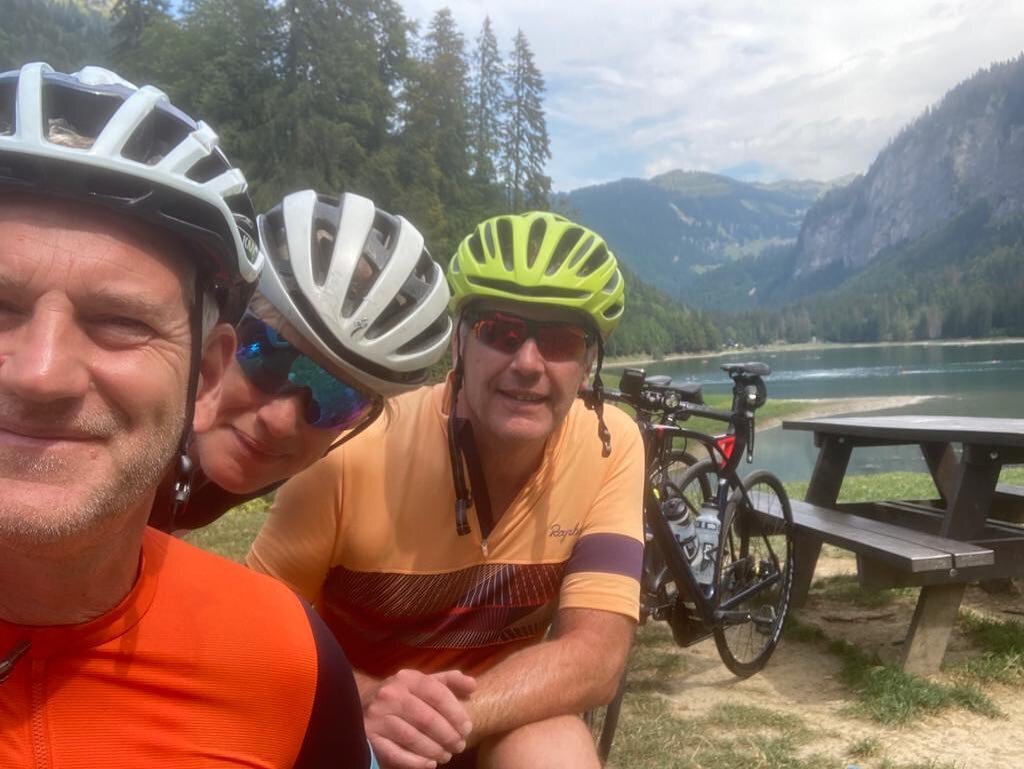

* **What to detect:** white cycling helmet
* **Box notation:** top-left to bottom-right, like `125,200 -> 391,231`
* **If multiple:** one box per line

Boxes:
257,190 -> 452,396
0,62 -> 263,322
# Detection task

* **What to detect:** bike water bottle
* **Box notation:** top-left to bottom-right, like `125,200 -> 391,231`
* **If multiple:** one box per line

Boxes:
693,501 -> 721,586
662,496 -> 698,564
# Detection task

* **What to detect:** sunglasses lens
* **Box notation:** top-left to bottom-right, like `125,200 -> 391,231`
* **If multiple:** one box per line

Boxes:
473,313 -> 589,362
236,319 -> 294,392
288,356 -> 377,430
475,316 -> 529,354
536,326 -> 589,361
236,316 -> 378,431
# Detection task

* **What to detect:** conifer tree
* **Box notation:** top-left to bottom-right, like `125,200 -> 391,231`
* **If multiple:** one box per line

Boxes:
469,16 -> 504,185
503,29 -> 550,211
111,0 -> 170,71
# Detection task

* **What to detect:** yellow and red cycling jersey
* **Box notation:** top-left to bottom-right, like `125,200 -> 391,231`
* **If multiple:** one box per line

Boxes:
248,381 -> 645,678
0,528 -> 372,768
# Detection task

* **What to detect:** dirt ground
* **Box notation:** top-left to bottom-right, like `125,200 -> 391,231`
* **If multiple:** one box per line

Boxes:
659,554 -> 1024,768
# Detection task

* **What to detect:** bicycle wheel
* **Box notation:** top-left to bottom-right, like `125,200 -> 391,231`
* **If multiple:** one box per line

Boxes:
712,470 -> 794,677
583,670 -> 626,765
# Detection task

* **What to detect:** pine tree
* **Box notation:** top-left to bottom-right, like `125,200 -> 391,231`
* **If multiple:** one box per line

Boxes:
503,29 -> 550,211
469,17 -> 504,185
111,0 -> 170,72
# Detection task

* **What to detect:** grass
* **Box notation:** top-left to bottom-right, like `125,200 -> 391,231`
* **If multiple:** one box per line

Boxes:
826,638 -> 999,724
785,466 -> 1024,505
607,626 -> 974,769
184,495 -> 271,562
812,574 -> 917,609
950,612 -> 1024,684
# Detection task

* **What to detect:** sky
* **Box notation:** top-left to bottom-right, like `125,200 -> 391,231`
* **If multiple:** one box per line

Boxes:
400,0 -> 1024,192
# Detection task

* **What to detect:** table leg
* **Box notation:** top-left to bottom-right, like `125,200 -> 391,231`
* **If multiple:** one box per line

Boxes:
901,583 -> 966,676
792,436 -> 852,607
921,442 -> 956,504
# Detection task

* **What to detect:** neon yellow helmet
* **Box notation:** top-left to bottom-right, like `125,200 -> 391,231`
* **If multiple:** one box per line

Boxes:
448,211 -> 625,336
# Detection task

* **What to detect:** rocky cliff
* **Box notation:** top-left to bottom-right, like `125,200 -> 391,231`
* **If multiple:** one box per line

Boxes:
794,55 -> 1024,277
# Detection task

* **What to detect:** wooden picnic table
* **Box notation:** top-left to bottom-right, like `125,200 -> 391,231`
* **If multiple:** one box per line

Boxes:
781,415 -> 1024,676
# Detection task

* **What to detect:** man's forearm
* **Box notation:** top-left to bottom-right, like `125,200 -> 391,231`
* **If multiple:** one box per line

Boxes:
465,610 -> 634,743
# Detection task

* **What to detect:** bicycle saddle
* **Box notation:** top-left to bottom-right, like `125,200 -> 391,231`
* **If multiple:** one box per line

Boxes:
720,362 -> 771,377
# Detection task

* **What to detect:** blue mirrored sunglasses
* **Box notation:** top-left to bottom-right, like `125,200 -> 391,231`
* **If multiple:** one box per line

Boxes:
235,315 -> 379,430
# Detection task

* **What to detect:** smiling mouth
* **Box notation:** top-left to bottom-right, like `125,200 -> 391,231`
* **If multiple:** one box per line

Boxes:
501,391 -> 546,403
232,428 -> 286,458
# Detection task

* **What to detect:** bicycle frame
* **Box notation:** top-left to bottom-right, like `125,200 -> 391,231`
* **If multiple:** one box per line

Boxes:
600,369 -> 776,642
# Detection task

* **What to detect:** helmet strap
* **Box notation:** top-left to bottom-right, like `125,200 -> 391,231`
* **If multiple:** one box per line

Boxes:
168,275 -> 205,529
448,325 -> 473,536
590,337 -> 612,457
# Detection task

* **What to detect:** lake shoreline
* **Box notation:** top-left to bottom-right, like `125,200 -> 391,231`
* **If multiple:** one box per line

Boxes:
606,337 -> 1024,369
758,394 -> 937,430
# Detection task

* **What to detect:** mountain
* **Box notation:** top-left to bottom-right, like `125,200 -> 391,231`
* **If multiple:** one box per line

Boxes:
560,171 -> 839,304
793,54 -> 1024,282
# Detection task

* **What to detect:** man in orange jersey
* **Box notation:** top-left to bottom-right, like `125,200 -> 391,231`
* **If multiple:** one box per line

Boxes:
249,212 -> 644,769
0,63 -> 374,768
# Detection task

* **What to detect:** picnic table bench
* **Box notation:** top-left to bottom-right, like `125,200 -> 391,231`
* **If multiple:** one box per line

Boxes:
780,415 -> 1024,676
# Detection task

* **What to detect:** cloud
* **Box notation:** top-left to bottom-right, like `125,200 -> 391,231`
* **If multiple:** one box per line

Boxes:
399,0 -> 1024,190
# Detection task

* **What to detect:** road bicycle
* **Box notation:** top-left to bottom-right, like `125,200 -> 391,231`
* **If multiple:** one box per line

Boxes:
582,363 -> 795,762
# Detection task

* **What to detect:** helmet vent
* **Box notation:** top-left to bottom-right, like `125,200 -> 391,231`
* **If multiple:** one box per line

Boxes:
122,110 -> 189,166
0,81 -> 14,134
396,312 -> 451,355
567,233 -> 595,269
482,221 -> 497,262
468,276 -> 588,300
184,152 -> 228,184
546,227 -> 584,275
367,291 -> 415,340
467,231 -> 487,264
496,217 -> 515,272
577,244 -> 609,277
604,302 -> 623,319
526,217 -> 546,269
313,226 -> 335,286
44,82 -> 120,147
602,269 -> 621,293
343,250 -> 381,318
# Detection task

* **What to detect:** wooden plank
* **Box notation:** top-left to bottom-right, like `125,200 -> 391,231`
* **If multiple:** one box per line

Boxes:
901,583 -> 967,677
787,501 -> 954,573
944,446 -> 1002,541
783,416 -> 1024,448
859,537 -> 1024,588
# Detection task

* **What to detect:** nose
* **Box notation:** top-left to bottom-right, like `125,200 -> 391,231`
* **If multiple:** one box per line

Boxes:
254,390 -> 308,439
0,305 -> 90,403
508,336 -> 545,375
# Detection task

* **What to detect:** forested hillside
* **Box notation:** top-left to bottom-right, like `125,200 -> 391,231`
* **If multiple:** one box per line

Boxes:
562,171 -> 831,305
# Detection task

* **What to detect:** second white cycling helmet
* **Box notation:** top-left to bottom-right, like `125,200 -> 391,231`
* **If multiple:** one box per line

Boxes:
257,190 -> 452,396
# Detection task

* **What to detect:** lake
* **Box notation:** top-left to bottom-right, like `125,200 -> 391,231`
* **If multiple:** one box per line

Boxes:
607,340 -> 1024,482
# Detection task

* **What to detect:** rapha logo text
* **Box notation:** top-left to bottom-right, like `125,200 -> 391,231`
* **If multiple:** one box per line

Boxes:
549,523 -> 582,540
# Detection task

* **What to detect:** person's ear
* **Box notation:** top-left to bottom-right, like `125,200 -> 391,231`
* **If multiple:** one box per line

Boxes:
192,323 -> 235,433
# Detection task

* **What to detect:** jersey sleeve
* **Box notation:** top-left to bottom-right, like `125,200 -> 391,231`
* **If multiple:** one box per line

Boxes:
558,407 -> 645,620
246,456 -> 344,604
292,600 -> 375,769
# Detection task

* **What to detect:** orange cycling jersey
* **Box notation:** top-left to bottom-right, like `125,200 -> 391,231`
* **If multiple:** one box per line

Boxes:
0,528 -> 373,768
248,381 -> 645,678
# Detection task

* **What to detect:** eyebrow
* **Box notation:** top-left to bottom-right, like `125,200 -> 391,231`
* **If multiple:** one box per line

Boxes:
0,273 -> 176,321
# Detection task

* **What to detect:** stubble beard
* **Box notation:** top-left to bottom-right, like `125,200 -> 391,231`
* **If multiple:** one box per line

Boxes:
0,400 -> 183,549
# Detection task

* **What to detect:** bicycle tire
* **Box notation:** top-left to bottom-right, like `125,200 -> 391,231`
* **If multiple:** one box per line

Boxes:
583,669 -> 626,765
712,469 -> 794,677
